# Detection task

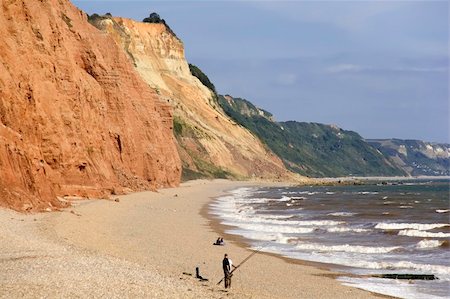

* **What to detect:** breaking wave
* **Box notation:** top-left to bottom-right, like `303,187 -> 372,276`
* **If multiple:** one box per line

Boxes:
416,240 -> 445,249
295,243 -> 401,254
234,223 -> 316,234
326,227 -> 370,233
213,183 -> 450,299
351,260 -> 450,277
237,231 -> 296,244
374,222 -> 449,231
327,212 -> 356,217
398,229 -> 450,238
399,205 -> 413,209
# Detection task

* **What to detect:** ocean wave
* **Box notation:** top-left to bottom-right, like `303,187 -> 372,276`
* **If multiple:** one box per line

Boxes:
278,196 -> 292,202
296,220 -> 344,226
416,240 -> 445,249
436,209 -> 450,213
339,277 -> 445,299
229,187 -> 255,197
259,214 -> 294,220
295,243 -> 400,254
223,194 -> 292,204
398,229 -> 450,238
326,227 -> 370,233
232,219 -> 344,227
290,196 -> 306,200
399,205 -> 413,209
225,219 -> 345,234
237,231 -> 295,244
374,222 -> 450,231
234,197 -> 271,204
220,213 -> 338,227
327,212 -> 356,217
234,223 -> 316,234
352,260 -> 450,277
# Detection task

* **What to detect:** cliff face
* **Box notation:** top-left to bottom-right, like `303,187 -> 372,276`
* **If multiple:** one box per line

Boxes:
0,0 -> 181,211
219,95 -> 405,178
90,16 -> 292,180
368,139 -> 450,176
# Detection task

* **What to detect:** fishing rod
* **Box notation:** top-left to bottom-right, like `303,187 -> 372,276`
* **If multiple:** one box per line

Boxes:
216,245 -> 265,285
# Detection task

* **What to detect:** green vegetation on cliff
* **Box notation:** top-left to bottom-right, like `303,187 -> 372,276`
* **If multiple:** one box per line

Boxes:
188,64 -> 216,94
188,63 -> 220,109
219,95 -> 405,177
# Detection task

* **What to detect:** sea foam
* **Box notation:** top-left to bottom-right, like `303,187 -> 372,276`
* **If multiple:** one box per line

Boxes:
295,243 -> 400,254
234,223 -> 316,234
327,212 -> 356,217
326,227 -> 370,233
236,231 -> 295,244
398,229 -> 450,238
339,277 -> 444,299
374,223 -> 449,231
416,240 -> 444,249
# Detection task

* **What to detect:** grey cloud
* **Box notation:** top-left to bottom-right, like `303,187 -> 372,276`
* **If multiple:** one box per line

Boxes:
326,64 -> 448,74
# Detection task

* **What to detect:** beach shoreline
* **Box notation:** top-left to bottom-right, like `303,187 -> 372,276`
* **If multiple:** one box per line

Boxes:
1,179 -> 395,298
202,183 -> 397,299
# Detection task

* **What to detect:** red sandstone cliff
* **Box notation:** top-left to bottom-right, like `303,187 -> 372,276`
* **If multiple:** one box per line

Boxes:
90,16 -> 296,181
0,0 -> 181,211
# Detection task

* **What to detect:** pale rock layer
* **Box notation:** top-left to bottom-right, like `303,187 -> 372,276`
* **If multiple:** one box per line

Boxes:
93,17 -> 293,180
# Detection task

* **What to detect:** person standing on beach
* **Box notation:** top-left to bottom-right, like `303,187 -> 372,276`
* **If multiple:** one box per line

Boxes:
222,253 -> 233,288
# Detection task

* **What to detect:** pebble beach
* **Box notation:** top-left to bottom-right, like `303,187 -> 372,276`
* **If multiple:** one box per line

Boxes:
0,180 -> 388,298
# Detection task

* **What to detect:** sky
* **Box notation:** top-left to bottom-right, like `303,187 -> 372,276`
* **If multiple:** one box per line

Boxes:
73,1 -> 449,143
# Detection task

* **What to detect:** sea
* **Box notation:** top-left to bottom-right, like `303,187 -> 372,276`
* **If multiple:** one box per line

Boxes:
210,179 -> 450,299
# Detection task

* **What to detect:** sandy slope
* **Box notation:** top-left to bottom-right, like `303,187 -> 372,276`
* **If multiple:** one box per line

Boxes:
0,180 -> 386,298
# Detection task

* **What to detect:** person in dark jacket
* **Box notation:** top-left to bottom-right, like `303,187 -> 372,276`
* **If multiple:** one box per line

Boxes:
222,253 -> 235,288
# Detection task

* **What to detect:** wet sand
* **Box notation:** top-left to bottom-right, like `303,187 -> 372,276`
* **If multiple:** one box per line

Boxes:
0,179 -> 391,298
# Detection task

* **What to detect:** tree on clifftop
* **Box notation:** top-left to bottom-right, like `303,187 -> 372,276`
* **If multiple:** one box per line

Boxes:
143,12 -> 162,23
143,12 -> 178,38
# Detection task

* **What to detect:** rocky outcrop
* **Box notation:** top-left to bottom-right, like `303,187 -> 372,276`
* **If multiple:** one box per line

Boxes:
0,0 -> 181,211
222,95 -> 274,121
368,139 -> 450,176
90,16 -> 294,181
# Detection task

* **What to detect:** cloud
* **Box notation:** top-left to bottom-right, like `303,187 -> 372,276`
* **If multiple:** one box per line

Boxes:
252,1 -> 407,33
326,64 -> 448,74
326,64 -> 364,73
276,73 -> 297,86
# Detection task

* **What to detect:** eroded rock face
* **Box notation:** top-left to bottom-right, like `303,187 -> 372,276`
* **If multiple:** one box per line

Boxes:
368,139 -> 450,176
0,0 -> 181,211
91,16 -> 293,181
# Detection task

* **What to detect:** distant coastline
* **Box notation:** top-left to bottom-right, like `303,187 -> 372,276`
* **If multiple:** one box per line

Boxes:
317,175 -> 450,183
